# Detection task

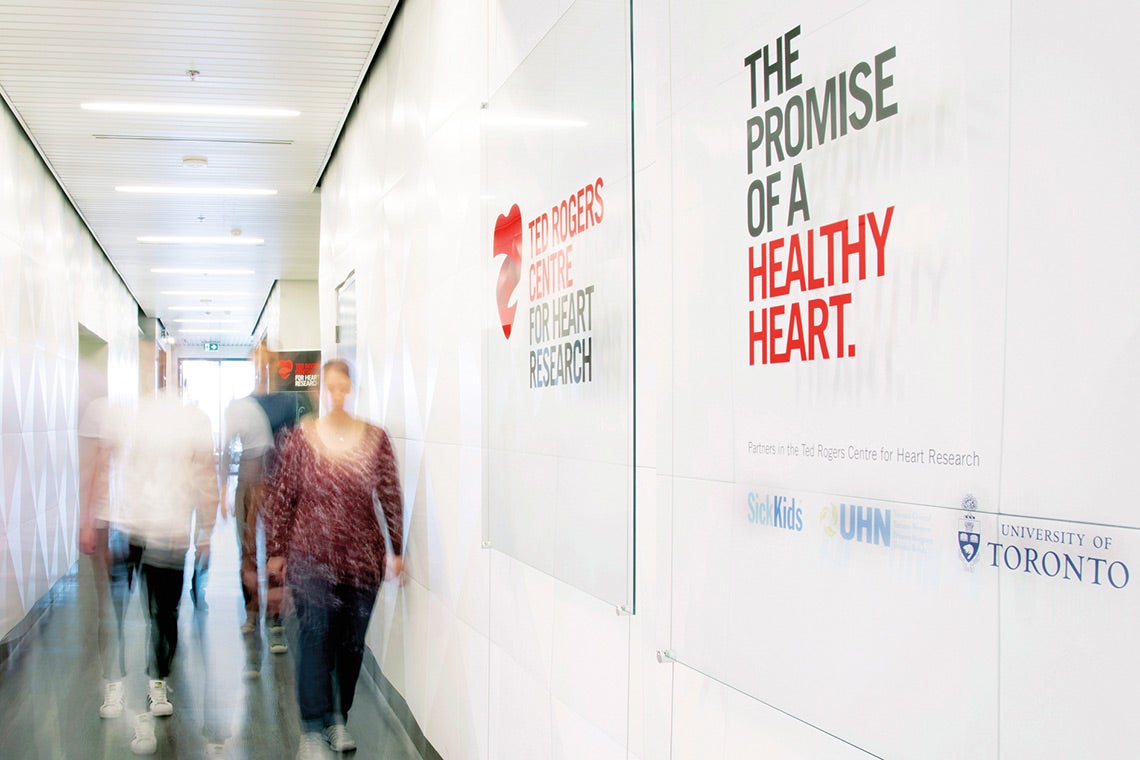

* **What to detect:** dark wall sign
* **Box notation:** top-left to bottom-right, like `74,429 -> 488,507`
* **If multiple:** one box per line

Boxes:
269,350 -> 322,392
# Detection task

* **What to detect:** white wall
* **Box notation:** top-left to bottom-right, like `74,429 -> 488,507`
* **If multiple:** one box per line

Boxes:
252,279 -> 321,352
0,100 -> 139,639
320,1 -> 1138,758
320,2 -> 494,755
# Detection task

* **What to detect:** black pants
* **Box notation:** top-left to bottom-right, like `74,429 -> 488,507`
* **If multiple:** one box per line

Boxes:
135,545 -> 185,680
293,581 -> 378,732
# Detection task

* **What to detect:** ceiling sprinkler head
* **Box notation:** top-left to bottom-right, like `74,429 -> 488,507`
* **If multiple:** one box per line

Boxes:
187,69 -> 200,81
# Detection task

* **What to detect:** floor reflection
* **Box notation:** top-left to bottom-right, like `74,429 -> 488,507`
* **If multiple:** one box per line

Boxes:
0,512 -> 420,760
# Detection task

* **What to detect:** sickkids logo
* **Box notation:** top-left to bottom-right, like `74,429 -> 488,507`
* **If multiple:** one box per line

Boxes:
746,492 -> 804,532
491,178 -> 606,390
819,502 -> 891,547
956,496 -> 1130,590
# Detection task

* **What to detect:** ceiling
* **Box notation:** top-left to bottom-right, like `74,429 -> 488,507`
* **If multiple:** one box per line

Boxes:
0,0 -> 397,345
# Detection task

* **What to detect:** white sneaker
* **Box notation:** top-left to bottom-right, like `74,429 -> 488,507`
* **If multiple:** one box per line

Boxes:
147,679 -> 173,717
322,723 -> 356,752
269,625 -> 288,654
99,680 -> 124,718
240,615 -> 258,635
297,732 -> 326,760
131,713 -> 157,755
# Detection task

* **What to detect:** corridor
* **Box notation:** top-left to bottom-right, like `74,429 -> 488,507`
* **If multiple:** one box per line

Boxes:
0,515 -> 421,760
2,1 -> 1136,757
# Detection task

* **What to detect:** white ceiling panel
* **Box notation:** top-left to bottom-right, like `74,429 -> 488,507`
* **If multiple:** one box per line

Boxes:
0,0 -> 395,343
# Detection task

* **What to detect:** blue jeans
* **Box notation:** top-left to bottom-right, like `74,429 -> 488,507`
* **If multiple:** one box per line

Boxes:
292,578 -> 378,732
92,526 -> 136,680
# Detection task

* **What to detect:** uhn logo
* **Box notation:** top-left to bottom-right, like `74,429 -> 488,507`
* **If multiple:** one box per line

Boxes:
839,503 -> 891,546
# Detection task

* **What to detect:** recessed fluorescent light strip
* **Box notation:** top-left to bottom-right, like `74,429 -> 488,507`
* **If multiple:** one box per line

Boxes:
172,318 -> 244,324
162,291 -> 254,297
168,306 -> 247,312
82,103 -> 299,118
118,186 -> 276,196
180,329 -> 245,335
94,135 -> 293,145
140,236 -> 264,245
151,268 -> 255,275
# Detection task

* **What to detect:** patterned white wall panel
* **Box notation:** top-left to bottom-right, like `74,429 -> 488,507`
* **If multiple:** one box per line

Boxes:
1002,1 -> 1140,530
446,617 -> 492,760
319,0 -> 1140,758
550,581 -> 629,749
320,0 -> 638,756
488,641 -> 554,760
550,697 -> 626,760
0,99 -> 139,640
488,552 -> 555,690
487,0 -> 573,96
672,664 -> 881,759
654,0 -> 1136,758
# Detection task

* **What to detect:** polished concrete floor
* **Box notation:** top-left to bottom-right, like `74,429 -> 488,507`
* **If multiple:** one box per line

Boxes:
0,514 -> 422,760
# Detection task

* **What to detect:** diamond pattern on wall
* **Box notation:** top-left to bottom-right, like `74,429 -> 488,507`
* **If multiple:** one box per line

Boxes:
0,105 -> 139,640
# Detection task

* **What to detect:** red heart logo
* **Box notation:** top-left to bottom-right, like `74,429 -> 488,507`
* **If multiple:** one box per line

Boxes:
493,204 -> 523,339
277,359 -> 293,380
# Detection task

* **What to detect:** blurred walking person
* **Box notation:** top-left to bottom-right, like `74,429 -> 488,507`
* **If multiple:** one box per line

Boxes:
265,360 -> 404,759
220,382 -> 295,660
78,395 -> 134,721
114,390 -> 219,754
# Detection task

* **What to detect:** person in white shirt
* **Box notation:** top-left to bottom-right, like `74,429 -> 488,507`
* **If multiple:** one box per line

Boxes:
220,364 -> 297,659
112,390 -> 218,755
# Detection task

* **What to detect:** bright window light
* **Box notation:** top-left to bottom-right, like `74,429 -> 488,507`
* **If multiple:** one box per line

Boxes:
82,102 -> 300,118
139,236 -> 264,245
118,186 -> 277,196
172,318 -> 244,324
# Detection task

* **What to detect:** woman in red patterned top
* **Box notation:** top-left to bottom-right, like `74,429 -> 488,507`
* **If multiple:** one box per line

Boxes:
265,359 -> 404,759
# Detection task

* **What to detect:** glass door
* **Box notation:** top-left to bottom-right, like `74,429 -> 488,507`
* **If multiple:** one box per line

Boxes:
179,359 -> 255,454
